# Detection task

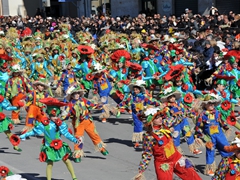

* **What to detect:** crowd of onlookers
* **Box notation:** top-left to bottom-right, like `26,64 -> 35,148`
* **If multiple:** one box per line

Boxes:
0,7 -> 239,60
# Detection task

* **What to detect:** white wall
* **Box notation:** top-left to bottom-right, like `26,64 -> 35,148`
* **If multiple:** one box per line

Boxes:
7,0 -> 42,17
111,0 -> 139,17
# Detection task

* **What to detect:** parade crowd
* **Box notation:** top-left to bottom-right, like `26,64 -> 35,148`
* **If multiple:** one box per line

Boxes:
0,6 -> 240,180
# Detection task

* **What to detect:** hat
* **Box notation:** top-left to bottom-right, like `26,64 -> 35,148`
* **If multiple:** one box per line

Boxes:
160,86 -> 182,103
185,8 -> 189,11
32,75 -> 50,90
224,50 -> 240,60
200,93 -> 221,107
66,84 -> 86,101
128,79 -> 146,93
91,62 -> 106,74
143,107 -> 162,125
228,56 -> 237,65
161,34 -> 170,42
0,54 -> 12,69
215,75 -> 235,86
141,29 -> 147,34
39,97 -> 67,117
164,65 -> 184,81
77,45 -> 94,55
110,49 -> 131,63
10,64 -> 24,75
224,132 -> 240,152
148,35 -> 160,43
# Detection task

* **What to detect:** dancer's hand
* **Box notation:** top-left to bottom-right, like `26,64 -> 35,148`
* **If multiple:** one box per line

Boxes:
19,134 -> 26,141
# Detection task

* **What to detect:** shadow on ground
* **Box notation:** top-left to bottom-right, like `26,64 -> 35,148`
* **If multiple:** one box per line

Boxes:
195,164 -> 206,174
20,173 -> 63,180
93,116 -> 133,125
0,147 -> 21,155
104,138 -> 133,147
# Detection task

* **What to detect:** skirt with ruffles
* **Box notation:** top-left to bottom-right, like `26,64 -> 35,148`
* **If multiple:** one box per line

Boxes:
39,142 -> 72,163
0,117 -> 13,133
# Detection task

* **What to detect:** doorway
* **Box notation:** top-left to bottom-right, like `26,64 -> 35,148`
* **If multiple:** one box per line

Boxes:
141,0 -> 157,16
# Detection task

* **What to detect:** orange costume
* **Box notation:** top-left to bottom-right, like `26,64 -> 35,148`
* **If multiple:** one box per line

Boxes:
22,79 -> 50,132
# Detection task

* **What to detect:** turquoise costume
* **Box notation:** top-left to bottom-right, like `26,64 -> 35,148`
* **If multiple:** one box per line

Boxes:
20,120 -> 77,162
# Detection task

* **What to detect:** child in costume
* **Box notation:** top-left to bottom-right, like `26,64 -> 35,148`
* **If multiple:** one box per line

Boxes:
0,54 -> 12,95
23,77 -> 50,133
55,59 -> 77,100
194,93 -> 233,176
207,75 -> 240,130
62,84 -> 109,163
91,62 -> 114,123
30,50 -> 52,81
225,56 -> 240,99
213,132 -> 240,180
0,94 -> 24,152
133,107 -> 202,180
5,64 -> 33,124
74,45 -> 96,96
159,86 -> 202,155
20,97 -> 81,180
117,80 -> 161,148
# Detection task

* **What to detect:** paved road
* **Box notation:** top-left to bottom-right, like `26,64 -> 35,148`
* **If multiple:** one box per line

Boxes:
0,99 -> 238,180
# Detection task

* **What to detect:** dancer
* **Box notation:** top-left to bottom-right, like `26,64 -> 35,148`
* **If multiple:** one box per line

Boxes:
160,86 -> 202,155
20,97 -> 81,180
117,80 -> 161,148
5,64 -> 33,124
134,107 -> 202,180
195,93 -> 233,176
62,84 -> 109,163
212,131 -> 240,179
23,77 -> 50,133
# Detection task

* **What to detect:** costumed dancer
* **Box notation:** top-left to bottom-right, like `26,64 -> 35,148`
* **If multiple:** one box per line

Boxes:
0,94 -> 24,152
133,107 -> 202,180
117,80 -> 161,149
74,45 -> 96,97
55,59 -> 77,100
140,47 -> 165,89
5,64 -> 33,124
49,43 -> 65,87
159,86 -> 202,155
20,97 -> 81,180
213,131 -> 240,180
225,56 -> 240,100
0,54 -> 12,95
194,93 -> 233,176
30,49 -> 52,81
22,76 -> 50,133
91,62 -> 115,123
109,49 -> 131,81
62,84 -> 109,163
207,75 -> 240,130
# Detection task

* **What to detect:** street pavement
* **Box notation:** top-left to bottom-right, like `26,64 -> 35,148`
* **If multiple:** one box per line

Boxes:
0,98 -> 238,180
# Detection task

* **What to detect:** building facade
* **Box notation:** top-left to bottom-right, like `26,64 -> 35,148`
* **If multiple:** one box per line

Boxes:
0,0 -> 239,18
111,0 -> 240,17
